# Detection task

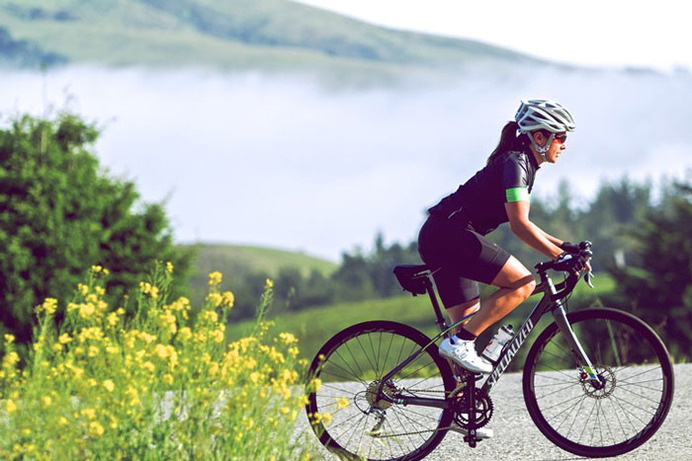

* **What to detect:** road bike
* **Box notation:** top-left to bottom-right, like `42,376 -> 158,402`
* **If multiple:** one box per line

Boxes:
305,242 -> 674,460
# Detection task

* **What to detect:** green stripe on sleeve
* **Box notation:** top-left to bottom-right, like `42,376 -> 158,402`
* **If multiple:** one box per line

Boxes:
506,187 -> 530,203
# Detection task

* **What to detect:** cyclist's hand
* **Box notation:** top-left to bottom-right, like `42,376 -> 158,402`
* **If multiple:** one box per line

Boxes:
559,241 -> 581,254
553,252 -> 588,275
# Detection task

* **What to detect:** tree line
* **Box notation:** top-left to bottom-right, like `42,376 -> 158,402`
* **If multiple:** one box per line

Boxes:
226,176 -> 656,315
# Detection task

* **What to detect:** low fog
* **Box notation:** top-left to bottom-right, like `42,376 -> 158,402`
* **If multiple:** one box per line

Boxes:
1,66 -> 691,260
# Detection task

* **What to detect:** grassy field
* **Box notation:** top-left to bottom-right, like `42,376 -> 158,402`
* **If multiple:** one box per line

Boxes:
228,272 -> 616,366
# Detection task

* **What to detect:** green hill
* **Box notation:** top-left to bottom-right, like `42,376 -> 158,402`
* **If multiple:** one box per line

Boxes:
0,0 -> 550,83
183,243 -> 338,309
187,243 -> 337,279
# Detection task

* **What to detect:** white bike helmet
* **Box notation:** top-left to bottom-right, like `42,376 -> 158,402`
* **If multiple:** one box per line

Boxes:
515,99 -> 575,155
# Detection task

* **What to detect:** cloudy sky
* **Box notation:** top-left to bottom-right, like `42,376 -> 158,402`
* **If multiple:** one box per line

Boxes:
297,0 -> 692,72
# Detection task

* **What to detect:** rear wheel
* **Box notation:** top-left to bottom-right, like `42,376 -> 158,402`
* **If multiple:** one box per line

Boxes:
523,308 -> 674,458
306,321 -> 456,461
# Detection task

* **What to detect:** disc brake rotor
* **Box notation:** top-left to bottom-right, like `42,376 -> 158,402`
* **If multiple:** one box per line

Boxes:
581,365 -> 616,399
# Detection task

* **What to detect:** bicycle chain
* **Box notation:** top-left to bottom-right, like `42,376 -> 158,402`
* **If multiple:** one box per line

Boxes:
364,385 -> 466,439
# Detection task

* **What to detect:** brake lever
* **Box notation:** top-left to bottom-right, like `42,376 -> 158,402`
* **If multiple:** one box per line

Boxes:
584,270 -> 595,289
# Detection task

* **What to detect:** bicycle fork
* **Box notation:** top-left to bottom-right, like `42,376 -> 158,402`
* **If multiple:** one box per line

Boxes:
552,304 -> 605,389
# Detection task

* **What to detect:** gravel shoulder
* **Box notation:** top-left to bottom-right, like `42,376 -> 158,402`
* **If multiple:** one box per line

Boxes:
303,363 -> 692,461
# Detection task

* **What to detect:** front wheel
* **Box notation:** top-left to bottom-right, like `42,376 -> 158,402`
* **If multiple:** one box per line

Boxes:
523,307 -> 674,458
306,321 -> 456,461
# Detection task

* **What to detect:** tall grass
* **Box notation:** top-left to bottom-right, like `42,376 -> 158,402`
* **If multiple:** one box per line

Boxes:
0,264 -> 312,460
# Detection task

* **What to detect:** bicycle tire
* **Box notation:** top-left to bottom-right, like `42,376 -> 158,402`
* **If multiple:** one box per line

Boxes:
306,320 -> 456,461
523,307 -> 674,458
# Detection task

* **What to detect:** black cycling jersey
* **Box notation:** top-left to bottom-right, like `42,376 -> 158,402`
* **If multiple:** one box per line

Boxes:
428,148 -> 540,235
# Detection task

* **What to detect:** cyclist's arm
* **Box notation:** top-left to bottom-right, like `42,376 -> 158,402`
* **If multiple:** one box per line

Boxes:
505,201 -> 563,260
538,229 -> 564,247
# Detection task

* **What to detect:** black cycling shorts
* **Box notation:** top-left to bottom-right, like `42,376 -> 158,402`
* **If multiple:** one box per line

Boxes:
417,215 -> 511,308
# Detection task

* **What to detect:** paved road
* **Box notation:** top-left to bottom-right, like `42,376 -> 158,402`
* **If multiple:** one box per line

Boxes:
304,364 -> 692,461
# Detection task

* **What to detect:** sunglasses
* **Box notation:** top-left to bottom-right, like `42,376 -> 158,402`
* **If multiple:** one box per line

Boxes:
553,133 -> 568,144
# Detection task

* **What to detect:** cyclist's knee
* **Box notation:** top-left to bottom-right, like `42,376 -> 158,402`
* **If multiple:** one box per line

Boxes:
517,276 -> 536,301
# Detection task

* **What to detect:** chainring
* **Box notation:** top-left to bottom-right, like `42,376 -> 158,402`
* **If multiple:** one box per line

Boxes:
452,389 -> 494,429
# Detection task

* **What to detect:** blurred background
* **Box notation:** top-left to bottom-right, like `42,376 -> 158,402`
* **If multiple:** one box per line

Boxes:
1,0 -> 691,358
2,0 -> 690,260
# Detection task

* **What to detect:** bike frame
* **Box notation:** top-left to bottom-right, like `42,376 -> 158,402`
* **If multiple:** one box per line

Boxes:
377,267 -> 600,410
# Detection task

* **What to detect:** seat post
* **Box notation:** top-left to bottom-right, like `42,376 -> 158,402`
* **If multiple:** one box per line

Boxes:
425,277 -> 448,332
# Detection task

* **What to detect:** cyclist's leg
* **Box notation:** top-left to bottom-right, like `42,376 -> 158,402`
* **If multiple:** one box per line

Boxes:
445,298 -> 480,334
463,255 -> 535,336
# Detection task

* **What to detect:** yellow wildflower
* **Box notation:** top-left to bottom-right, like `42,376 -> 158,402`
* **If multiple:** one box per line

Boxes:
107,312 -> 118,327
165,261 -> 174,274
126,387 -> 141,407
41,395 -> 53,408
39,298 -> 58,315
309,378 -> 322,393
288,346 -> 299,358
206,292 -> 222,307
221,291 -> 234,307
154,344 -> 172,360
178,327 -> 192,342
202,310 -> 219,323
208,271 -> 223,286
91,265 -> 109,275
79,303 -> 95,318
278,332 -> 298,345
139,332 -> 157,344
78,284 -> 89,296
5,399 -> 17,413
103,379 -> 115,393
335,396 -> 349,410
210,330 -> 225,344
88,422 -> 105,437
139,282 -> 159,299
59,333 -> 72,344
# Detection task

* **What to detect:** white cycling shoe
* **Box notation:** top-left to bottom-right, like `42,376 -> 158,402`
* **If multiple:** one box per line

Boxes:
449,423 -> 494,439
438,338 -> 493,374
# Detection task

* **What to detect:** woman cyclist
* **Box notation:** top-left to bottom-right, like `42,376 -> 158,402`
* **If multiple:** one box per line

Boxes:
418,99 -> 586,379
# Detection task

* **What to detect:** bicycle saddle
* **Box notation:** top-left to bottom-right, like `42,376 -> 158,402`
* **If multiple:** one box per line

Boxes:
393,264 -> 430,296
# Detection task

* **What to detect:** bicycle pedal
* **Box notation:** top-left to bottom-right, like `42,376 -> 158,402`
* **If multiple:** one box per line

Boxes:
463,435 -> 478,448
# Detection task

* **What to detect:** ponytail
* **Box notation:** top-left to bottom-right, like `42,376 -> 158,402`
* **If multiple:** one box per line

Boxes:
486,121 -> 527,165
